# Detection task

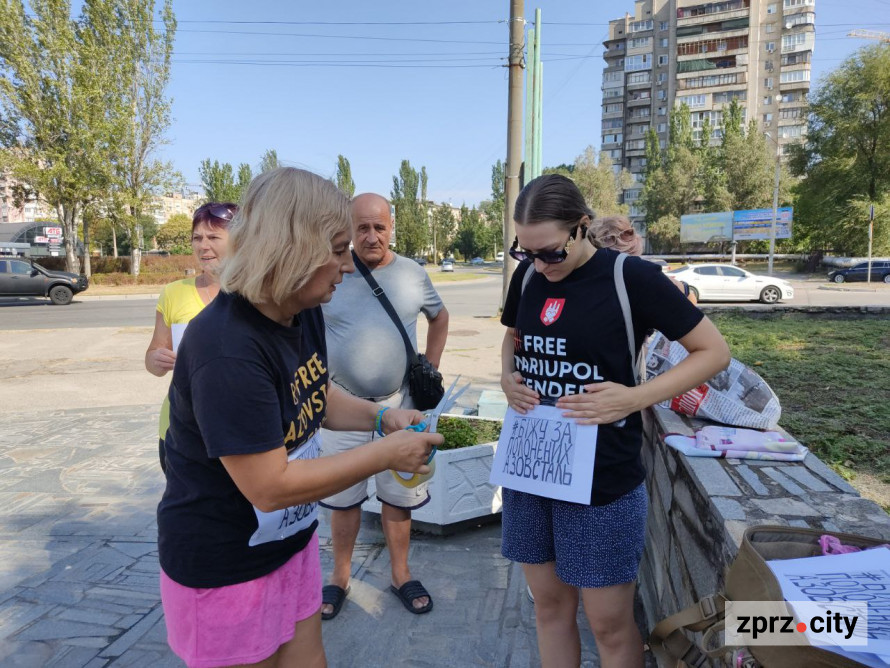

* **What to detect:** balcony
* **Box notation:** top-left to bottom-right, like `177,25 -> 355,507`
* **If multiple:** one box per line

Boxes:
676,0 -> 750,26
677,27 -> 749,45
627,96 -> 653,107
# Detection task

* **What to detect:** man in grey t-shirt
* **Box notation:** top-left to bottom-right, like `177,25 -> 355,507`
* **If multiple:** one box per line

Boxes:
319,193 -> 449,619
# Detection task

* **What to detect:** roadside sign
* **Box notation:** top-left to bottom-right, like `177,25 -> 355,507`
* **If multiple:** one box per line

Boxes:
680,212 -> 733,243
732,207 -> 793,241
45,227 -> 63,238
34,236 -> 48,244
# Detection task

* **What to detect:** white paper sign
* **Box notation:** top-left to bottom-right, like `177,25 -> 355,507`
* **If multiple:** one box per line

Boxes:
171,323 -> 187,353
768,547 -> 890,657
489,405 -> 597,504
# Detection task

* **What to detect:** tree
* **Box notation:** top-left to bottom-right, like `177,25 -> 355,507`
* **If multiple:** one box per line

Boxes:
335,155 -> 355,198
570,147 -> 633,217
431,203 -> 457,259
200,160 -> 241,202
0,0 -> 167,274
156,213 -> 193,254
790,43 -> 890,256
99,0 -> 178,277
259,149 -> 281,173
453,205 -> 488,260
236,163 -> 253,200
391,160 -> 426,257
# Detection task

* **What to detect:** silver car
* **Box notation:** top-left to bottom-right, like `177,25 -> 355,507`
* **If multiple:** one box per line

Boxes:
668,264 -> 794,304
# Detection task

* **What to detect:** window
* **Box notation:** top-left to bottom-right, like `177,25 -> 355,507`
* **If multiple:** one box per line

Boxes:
627,71 -> 651,85
778,124 -> 805,138
626,139 -> 647,150
713,90 -> 746,104
784,0 -> 814,7
661,38 -> 669,48
604,103 -> 623,114
659,139 -> 666,148
763,113 -> 773,124
625,54 -> 653,72
658,107 -> 667,116
632,123 -> 649,135
780,69 -> 809,83
604,88 -> 624,99
680,73 -> 740,89
766,42 -> 775,52
695,266 -> 720,276
630,19 -> 654,32
657,55 -> 668,66
766,24 -> 775,33
657,122 -> 667,132
657,72 -> 667,83
720,267 -> 746,278
779,107 -> 803,120
629,36 -> 652,49
767,3 -> 777,13
624,190 -> 641,201
608,149 -> 623,159
782,32 -> 807,52
604,71 -> 623,83
657,89 -> 666,100
603,118 -> 624,129
763,96 -> 772,105
764,77 -> 774,89
602,133 -> 624,144
659,21 -> 669,31
678,94 -> 707,108
785,12 -> 815,27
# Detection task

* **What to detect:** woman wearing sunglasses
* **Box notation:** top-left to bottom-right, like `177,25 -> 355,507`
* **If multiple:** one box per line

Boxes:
499,174 -> 729,667
145,202 -> 237,472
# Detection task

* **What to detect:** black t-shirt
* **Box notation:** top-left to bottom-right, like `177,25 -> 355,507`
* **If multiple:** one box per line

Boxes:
158,291 -> 329,588
501,248 -> 703,505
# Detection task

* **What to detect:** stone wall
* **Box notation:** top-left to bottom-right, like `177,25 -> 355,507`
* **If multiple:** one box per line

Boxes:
638,405 -> 890,665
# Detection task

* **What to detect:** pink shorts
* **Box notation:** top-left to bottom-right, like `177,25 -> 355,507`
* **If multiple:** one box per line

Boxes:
160,533 -> 322,668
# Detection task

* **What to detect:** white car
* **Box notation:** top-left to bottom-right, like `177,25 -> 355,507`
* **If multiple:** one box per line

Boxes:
441,260 -> 454,272
495,251 -> 504,263
668,264 -> 794,304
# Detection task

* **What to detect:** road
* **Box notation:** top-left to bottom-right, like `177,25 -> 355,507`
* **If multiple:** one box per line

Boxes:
2,272 -> 889,331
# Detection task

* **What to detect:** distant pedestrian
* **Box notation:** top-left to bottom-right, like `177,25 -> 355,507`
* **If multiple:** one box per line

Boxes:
144,202 -> 236,472
157,168 -> 441,668
499,174 -> 729,667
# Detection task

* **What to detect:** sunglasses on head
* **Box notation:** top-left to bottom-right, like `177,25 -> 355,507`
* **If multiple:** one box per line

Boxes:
199,204 -> 236,222
508,224 -> 587,265
596,228 -> 635,247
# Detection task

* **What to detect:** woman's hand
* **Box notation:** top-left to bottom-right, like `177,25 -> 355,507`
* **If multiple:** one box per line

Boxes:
377,430 -> 443,473
501,371 -> 540,414
381,407 -> 426,434
146,347 -> 177,375
556,382 -> 641,425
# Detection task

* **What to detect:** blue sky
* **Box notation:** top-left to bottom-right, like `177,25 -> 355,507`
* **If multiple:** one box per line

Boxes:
160,0 -> 890,206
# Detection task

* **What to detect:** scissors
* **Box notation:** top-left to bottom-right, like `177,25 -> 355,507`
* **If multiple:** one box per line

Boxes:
405,375 -> 470,464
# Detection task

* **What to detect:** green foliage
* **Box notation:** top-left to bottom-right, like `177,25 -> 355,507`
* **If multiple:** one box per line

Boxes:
200,159 -> 242,203
391,160 -> 427,257
711,313 -> 890,484
258,149 -> 281,174
335,154 -> 355,198
453,205 -> 488,260
431,203 -> 457,259
790,43 -> 890,256
437,416 -> 502,450
0,0 -> 177,275
156,213 -> 193,253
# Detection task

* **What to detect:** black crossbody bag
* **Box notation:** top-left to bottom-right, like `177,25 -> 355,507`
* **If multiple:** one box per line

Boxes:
351,251 -> 444,411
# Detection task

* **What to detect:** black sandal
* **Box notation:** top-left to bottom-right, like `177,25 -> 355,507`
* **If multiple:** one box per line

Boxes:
321,584 -> 350,620
389,580 -> 433,615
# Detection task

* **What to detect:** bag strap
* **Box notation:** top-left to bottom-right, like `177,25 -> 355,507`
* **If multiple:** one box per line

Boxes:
648,594 -> 728,668
613,253 -> 641,386
351,251 -> 418,368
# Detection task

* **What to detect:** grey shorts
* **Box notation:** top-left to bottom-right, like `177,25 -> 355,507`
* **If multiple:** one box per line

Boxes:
319,391 -> 431,511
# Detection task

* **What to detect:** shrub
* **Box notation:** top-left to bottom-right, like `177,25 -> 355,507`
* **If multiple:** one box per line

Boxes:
437,415 -> 502,450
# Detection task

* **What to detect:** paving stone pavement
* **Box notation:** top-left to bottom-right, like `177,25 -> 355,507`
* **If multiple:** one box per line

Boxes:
0,405 -> 657,667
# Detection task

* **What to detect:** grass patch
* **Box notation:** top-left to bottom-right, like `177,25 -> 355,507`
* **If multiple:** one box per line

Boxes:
427,271 -> 490,283
709,312 -> 890,486
437,415 -> 502,450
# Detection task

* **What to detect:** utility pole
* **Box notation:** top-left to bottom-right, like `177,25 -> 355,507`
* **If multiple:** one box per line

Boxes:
867,204 -> 875,283
503,0 -> 525,308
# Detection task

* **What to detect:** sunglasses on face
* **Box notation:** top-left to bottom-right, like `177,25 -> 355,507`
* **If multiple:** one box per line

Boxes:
596,228 -> 635,247
509,224 -> 587,265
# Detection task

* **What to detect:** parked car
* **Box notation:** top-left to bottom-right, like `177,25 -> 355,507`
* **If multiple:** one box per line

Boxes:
0,257 -> 88,305
495,251 -> 504,263
412,256 -> 427,266
441,260 -> 454,272
667,263 -> 793,304
828,261 -> 890,284
470,257 -> 485,265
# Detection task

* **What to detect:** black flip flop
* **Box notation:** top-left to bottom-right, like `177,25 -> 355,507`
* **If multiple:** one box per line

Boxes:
389,580 -> 433,615
321,584 -> 350,621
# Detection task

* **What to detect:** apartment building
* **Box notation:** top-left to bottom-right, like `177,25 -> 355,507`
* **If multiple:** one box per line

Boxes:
0,173 -> 54,224
602,0 -> 814,224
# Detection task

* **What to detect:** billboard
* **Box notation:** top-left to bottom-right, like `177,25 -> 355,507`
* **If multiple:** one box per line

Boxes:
732,207 -> 793,241
680,212 -> 733,243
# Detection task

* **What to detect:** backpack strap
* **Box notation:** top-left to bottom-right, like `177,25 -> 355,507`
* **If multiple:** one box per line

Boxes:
648,594 -> 728,668
613,253 -> 641,386
520,262 -> 535,295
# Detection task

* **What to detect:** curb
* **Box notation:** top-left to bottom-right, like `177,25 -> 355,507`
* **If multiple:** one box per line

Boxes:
818,284 -> 890,293
78,293 -> 160,301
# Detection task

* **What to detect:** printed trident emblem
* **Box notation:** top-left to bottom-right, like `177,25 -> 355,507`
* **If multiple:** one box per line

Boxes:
540,298 -> 565,326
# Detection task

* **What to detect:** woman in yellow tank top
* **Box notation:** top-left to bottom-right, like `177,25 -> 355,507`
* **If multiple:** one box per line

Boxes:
145,202 -> 237,470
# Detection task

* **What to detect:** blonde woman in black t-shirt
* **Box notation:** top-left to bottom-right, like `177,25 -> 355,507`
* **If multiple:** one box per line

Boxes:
499,174 -> 730,667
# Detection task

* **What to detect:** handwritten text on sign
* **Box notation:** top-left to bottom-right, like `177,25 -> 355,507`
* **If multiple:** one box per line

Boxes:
490,405 -> 597,504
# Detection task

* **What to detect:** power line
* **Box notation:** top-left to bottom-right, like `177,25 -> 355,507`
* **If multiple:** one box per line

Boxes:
169,19 -> 503,26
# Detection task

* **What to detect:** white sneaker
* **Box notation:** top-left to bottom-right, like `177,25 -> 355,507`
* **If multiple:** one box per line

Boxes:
526,584 -> 535,603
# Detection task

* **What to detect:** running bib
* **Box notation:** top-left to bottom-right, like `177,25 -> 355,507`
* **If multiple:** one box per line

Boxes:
248,432 -> 320,547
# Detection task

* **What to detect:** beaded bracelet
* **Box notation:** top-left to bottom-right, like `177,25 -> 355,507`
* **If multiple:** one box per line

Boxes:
375,407 -> 390,437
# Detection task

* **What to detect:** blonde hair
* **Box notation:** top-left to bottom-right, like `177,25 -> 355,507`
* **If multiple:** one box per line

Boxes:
589,215 -> 643,256
220,167 -> 351,305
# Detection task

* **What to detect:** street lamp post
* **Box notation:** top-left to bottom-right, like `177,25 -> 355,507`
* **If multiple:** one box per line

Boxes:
765,126 -> 782,276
